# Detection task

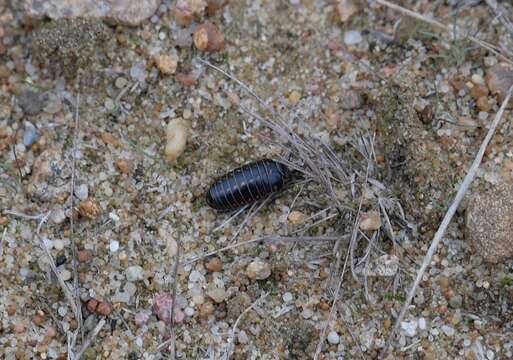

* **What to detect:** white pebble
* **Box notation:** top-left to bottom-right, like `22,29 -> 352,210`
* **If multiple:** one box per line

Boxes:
75,184 -> 88,200
60,269 -> 71,281
104,98 -> 115,111
109,240 -> 119,253
125,265 -> 144,282
184,307 -> 194,316
401,320 -> 418,337
238,330 -> 249,344
58,306 -> 68,317
344,30 -> 363,45
246,259 -> 271,280
302,308 -> 313,319
418,317 -> 427,330
327,331 -> 340,345
165,118 -> 189,162
487,350 -> 495,360
441,325 -> 455,337
282,292 -> 293,303
54,239 -> 64,251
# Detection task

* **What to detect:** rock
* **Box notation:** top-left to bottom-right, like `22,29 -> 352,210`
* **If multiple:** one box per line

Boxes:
109,240 -> 119,253
466,183 -> 513,262
96,302 -> 112,316
152,293 -> 185,324
327,331 -> 340,345
476,96 -> 491,112
340,90 -> 363,110
207,0 -> 228,16
86,298 -> 99,313
246,259 -> 271,280
23,122 -> 38,146
79,199 -> 102,219
28,148 -> 71,203
154,54 -> 178,75
401,320 -> 417,337
193,22 -> 225,52
344,30 -> 362,46
358,254 -> 398,277
486,62 -> 513,102
206,285 -> 228,303
288,91 -> 301,105
288,210 -> 305,225
77,250 -> 92,262
165,118 -> 189,162
206,257 -> 223,272
199,301 -> 214,318
441,325 -> 455,337
134,310 -> 151,326
336,0 -> 359,23
125,265 -> 144,282
18,88 -> 44,115
359,211 -> 381,231
24,0 -> 159,26
175,0 -> 206,26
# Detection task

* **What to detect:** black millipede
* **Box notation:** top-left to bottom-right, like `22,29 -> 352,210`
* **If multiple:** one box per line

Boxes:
206,159 -> 296,211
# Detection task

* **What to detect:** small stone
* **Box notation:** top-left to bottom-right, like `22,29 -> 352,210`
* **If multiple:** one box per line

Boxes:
86,299 -> 99,313
238,330 -> 249,344
359,211 -> 381,231
246,259 -> 271,280
327,331 -> 340,345
199,301 -> 214,318
23,123 -> 38,147
469,84 -> 489,100
336,0 -> 359,23
79,199 -> 101,219
116,159 -> 132,174
401,320 -> 417,337
56,255 -> 66,266
193,22 -> 225,52
175,0 -> 206,26
44,94 -> 62,114
449,294 -> 463,308
206,257 -> 223,272
418,318 -> 427,330
134,310 -> 151,326
125,265 -> 144,282
130,61 -> 147,83
184,307 -> 194,316
471,74 -> 484,85
288,210 -> 305,225
165,118 -> 189,162
282,292 -> 293,303
77,250 -> 92,262
75,184 -> 88,200
206,286 -> 228,303
96,302 -> 112,316
476,96 -> 491,112
207,0 -> 228,15
441,325 -> 455,337
109,240 -> 119,253
154,54 -> 178,75
60,269 -> 71,281
486,62 -> 513,102
104,98 -> 115,111
115,77 -> 128,89
288,91 -> 301,105
344,30 -> 362,45
152,293 -> 185,324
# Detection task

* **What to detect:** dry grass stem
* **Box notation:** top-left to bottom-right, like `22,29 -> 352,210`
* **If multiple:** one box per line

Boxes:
484,0 -> 513,36
378,85 -> 513,359
223,292 -> 269,360
74,319 -> 106,360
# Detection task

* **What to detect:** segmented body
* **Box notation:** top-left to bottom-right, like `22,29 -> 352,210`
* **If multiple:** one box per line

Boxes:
206,159 -> 291,211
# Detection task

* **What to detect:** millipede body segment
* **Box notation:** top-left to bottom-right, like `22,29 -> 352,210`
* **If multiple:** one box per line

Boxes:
206,159 -> 292,211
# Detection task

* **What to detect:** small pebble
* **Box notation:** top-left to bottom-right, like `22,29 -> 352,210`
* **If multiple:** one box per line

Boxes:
104,98 -> 115,111
288,91 -> 301,105
359,211 -> 381,231
115,77 -> 128,89
125,265 -> 144,282
199,301 -> 215,318
86,298 -> 99,313
96,302 -> 112,316
77,250 -> 92,262
13,322 -> 25,333
401,320 -> 418,337
206,286 -> 228,303
344,30 -> 362,45
109,240 -> 119,253
337,0 -> 359,23
471,73 -> 484,85
184,307 -> 194,316
194,22 -> 225,52
327,331 -> 340,345
23,123 -> 38,147
441,325 -> 455,337
154,54 -> 177,75
165,118 -> 189,162
134,310 -> 151,326
60,269 -> 71,281
79,199 -> 102,219
282,292 -> 293,303
246,259 -> 271,280
288,210 -> 305,225
54,239 -> 64,251
33,314 -> 45,327
206,257 -> 223,272
56,255 -> 66,267
75,184 -> 89,201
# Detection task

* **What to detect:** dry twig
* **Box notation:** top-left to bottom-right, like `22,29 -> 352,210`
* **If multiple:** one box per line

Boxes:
378,85 -> 513,359
74,319 -> 106,360
485,0 -> 513,36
